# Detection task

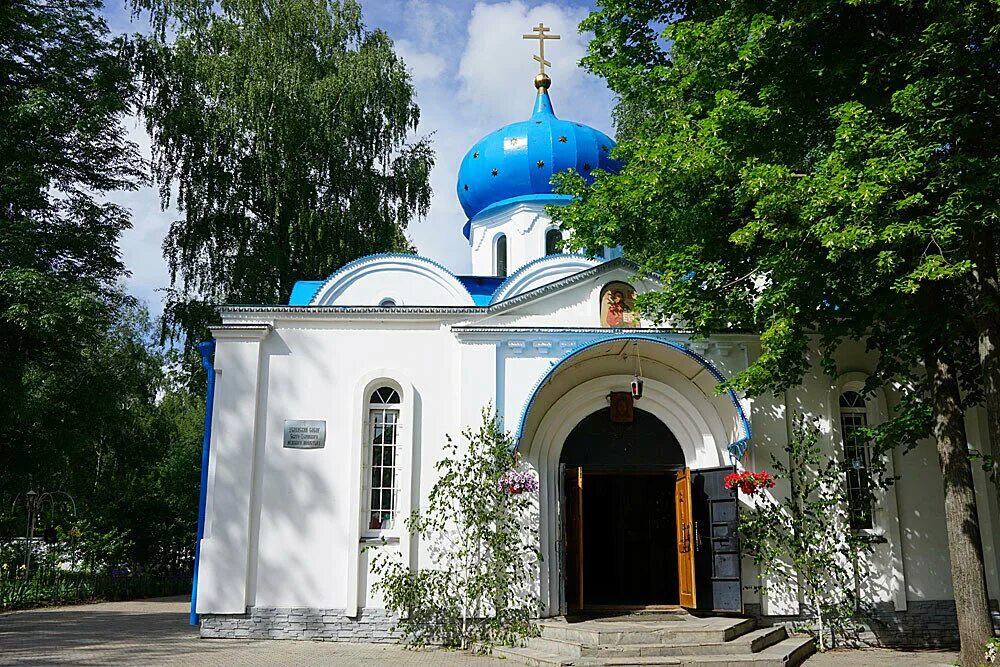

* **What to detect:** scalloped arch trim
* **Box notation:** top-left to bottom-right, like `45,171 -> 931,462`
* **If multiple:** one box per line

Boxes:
489,254 -> 601,304
514,333 -> 752,460
309,253 -> 476,307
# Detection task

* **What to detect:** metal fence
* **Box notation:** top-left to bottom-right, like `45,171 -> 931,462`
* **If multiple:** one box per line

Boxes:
0,567 -> 192,611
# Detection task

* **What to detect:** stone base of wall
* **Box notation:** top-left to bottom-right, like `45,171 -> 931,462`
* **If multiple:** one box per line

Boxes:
745,600 -> 1000,649
200,607 -> 400,642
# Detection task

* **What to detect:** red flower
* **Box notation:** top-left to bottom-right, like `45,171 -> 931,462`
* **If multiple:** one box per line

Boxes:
724,470 -> 776,496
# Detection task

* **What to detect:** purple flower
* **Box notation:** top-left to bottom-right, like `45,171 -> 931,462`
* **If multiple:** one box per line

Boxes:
498,469 -> 539,495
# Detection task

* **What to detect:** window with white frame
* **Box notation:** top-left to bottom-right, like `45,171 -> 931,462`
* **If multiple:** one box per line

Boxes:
366,386 -> 401,532
840,390 -> 874,530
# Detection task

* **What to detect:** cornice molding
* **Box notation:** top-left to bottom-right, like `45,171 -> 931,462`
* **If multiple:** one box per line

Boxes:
210,323 -> 272,342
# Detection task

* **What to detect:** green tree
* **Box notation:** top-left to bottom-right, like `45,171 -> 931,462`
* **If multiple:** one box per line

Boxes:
739,415 -> 873,650
553,2 -> 998,663
0,0 -> 142,512
371,408 -> 540,653
131,0 -> 434,345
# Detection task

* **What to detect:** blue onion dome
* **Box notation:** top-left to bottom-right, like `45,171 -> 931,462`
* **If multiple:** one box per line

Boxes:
457,76 -> 619,224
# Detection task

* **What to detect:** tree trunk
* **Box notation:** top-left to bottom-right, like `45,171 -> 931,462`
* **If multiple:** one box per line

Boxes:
969,227 -> 1000,483
926,348 -> 994,666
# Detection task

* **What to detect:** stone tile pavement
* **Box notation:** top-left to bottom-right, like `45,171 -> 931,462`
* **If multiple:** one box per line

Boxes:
803,648 -> 958,666
0,596 -> 506,666
0,596 -> 961,666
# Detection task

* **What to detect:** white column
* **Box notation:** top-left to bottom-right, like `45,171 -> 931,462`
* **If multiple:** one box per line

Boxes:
196,324 -> 271,614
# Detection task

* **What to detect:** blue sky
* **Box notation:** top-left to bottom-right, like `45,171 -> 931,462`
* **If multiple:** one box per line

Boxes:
104,1 -> 614,315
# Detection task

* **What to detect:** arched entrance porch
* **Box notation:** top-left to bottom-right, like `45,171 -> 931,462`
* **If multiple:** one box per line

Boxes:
516,336 -> 749,617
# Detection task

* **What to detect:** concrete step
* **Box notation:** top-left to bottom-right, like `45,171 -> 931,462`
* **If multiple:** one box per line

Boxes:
525,626 -> 787,658
495,634 -> 815,667
537,617 -> 757,646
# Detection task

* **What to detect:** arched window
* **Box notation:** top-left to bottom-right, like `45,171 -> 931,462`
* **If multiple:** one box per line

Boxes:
545,228 -> 562,255
840,391 -> 873,530
366,386 -> 401,532
495,234 -> 508,278
378,298 -> 397,307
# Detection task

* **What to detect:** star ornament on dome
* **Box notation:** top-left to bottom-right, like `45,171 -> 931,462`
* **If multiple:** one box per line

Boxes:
523,23 -> 560,88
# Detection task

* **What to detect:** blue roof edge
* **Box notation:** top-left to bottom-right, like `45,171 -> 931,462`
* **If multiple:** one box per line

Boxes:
289,280 -> 324,306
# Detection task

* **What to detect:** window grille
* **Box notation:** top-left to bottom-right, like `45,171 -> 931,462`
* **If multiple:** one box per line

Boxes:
840,391 -> 873,530
367,386 -> 400,532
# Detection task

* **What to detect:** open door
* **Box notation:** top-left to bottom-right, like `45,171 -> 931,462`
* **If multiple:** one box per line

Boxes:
675,467 -> 697,609
692,466 -> 742,612
564,466 -> 584,612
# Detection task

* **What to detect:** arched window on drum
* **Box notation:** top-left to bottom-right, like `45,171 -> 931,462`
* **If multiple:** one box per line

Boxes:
495,234 -> 508,278
545,228 -> 562,255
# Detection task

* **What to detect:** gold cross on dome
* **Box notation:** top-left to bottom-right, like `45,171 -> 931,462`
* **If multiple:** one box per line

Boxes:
522,22 -> 560,74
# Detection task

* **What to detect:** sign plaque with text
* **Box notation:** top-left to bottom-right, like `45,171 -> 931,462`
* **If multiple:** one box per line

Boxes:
283,420 -> 326,450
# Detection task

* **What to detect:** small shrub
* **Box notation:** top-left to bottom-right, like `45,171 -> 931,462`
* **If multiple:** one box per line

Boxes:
371,407 -> 541,653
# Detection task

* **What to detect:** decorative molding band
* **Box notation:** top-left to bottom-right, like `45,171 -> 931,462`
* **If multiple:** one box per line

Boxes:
209,324 -> 272,342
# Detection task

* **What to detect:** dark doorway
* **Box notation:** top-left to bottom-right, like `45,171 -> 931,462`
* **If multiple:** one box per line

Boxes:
561,408 -> 685,470
583,473 -> 677,606
561,407 -> 686,609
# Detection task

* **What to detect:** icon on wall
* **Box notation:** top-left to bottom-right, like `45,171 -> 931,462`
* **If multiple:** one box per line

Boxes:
600,281 -> 638,328
609,391 -> 635,423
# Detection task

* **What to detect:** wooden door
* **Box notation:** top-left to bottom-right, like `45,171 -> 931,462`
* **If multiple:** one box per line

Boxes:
564,466 -> 584,612
675,467 -> 697,608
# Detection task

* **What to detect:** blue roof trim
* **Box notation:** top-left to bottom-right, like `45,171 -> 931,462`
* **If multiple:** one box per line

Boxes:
289,281 -> 324,306
457,276 -> 505,306
488,253 -> 597,305
304,253 -> 475,306
513,333 -> 752,461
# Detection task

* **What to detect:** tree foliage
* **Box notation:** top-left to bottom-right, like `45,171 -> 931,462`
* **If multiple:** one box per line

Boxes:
0,0 -> 202,572
131,0 -> 434,342
371,408 -> 540,653
1,0 -> 142,477
554,2 -> 998,663
739,415 -> 873,650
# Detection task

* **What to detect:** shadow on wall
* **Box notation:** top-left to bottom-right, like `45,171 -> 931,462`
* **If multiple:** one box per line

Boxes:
206,329 -> 341,613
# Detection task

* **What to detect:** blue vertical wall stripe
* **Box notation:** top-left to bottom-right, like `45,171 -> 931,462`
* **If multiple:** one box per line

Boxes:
190,339 -> 217,626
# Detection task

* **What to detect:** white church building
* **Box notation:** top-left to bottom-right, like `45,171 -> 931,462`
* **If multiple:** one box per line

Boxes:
191,67 -> 1000,649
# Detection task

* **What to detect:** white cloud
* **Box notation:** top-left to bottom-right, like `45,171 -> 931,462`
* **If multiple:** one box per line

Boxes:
113,116 -> 175,319
404,1 -> 613,274
394,39 -> 447,82
458,2 -> 592,124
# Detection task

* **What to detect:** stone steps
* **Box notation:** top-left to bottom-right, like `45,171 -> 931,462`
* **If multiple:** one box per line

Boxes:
495,615 -> 815,667
535,617 -> 757,646
525,626 -> 788,658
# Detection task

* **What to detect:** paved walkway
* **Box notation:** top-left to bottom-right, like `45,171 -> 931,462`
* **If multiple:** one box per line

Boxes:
0,597 -> 505,666
0,596 -> 960,666
805,648 -> 958,666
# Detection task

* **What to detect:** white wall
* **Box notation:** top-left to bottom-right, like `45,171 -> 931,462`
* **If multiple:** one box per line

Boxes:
198,281 -> 1000,618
